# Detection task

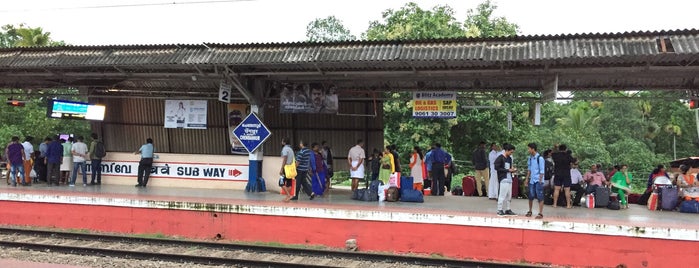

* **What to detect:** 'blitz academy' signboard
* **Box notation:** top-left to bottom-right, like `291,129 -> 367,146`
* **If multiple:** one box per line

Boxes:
232,113 -> 272,153
412,91 -> 457,118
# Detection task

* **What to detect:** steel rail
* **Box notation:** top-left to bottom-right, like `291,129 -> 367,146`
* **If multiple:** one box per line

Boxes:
0,227 -> 542,268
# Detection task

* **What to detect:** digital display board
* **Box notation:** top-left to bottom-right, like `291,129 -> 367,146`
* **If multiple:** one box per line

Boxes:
47,100 -> 105,121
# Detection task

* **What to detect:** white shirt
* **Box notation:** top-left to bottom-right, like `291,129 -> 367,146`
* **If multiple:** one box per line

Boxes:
488,150 -> 499,171
571,168 -> 583,184
348,145 -> 365,162
21,141 -> 33,160
71,142 -> 89,162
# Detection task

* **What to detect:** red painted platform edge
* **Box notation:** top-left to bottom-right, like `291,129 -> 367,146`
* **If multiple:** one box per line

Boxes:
0,201 -> 696,268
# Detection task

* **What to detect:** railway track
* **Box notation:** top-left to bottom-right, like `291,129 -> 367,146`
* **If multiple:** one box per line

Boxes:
0,227 -> 542,267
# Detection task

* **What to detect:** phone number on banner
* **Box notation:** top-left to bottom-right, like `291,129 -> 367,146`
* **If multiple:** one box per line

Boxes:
413,111 -> 456,118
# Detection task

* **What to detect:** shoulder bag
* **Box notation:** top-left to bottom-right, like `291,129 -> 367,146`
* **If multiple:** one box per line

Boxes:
284,158 -> 297,179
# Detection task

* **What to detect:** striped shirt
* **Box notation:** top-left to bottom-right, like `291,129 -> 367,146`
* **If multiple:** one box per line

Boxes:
296,148 -> 311,171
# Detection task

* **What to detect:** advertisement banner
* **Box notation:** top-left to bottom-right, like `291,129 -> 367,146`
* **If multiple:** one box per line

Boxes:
228,103 -> 250,155
412,91 -> 457,118
279,82 -> 338,114
164,100 -> 208,129
86,160 -> 248,181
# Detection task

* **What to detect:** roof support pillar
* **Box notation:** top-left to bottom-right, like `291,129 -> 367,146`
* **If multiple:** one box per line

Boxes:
542,74 -> 558,102
228,76 -> 266,192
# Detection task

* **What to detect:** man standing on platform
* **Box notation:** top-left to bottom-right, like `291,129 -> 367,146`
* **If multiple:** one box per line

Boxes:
21,136 -> 34,186
6,136 -> 26,186
430,143 -> 451,196
347,140 -> 365,192
134,138 -> 154,188
321,141 -> 334,189
36,137 -> 51,183
487,143 -> 500,200
495,143 -> 516,216
45,136 -> 62,186
291,140 -> 315,200
70,136 -> 89,187
88,133 -> 104,185
525,143 -> 545,219
472,141 -> 489,197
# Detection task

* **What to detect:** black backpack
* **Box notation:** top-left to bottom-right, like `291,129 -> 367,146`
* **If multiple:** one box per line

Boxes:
532,155 -> 553,181
544,159 -> 554,181
95,141 -> 107,158
451,186 -> 463,196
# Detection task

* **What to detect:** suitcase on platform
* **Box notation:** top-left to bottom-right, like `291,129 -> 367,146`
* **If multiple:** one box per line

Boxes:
511,176 -> 520,199
680,200 -> 699,213
628,193 -> 641,204
660,187 -> 679,211
586,194 -> 595,209
595,187 -> 610,208
607,200 -> 621,210
386,186 -> 400,202
400,176 -> 413,194
400,189 -> 424,203
647,192 -> 659,211
462,176 -> 476,196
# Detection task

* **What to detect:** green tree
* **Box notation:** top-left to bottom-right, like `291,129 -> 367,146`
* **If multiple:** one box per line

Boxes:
464,0 -> 519,37
0,24 -> 19,48
556,106 -> 600,132
306,16 -> 356,42
364,2 -> 468,40
363,1 -> 519,167
0,24 -> 64,47
15,26 -> 50,47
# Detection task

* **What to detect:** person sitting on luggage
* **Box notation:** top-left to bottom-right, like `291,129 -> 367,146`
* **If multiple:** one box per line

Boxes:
646,165 -> 670,193
569,161 -> 585,206
610,164 -> 632,209
583,164 -> 608,194
676,165 -> 699,199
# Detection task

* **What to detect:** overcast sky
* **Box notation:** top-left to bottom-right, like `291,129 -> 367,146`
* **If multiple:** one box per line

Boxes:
0,0 -> 697,45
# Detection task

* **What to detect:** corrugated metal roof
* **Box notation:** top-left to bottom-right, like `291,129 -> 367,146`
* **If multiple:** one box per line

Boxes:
0,29 -> 696,69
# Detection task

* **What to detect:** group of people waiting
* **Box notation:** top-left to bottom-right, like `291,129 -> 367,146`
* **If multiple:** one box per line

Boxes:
367,143 -> 455,196
278,138 -> 458,202
472,142 -> 643,218
4,134 -> 104,187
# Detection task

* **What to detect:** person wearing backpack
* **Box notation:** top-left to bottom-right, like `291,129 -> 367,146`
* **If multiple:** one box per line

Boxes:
88,133 -> 106,185
525,143 -> 545,219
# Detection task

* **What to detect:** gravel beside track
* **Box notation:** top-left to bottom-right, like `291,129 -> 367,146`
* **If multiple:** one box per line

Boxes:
0,227 -> 541,267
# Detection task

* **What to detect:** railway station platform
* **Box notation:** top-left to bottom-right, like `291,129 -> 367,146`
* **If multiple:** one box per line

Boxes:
0,183 -> 697,268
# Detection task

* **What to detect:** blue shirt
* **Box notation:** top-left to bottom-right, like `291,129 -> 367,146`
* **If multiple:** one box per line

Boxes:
424,151 -> 433,171
46,141 -> 63,164
139,143 -> 154,158
527,153 -> 545,184
39,143 -> 48,158
431,148 -> 451,164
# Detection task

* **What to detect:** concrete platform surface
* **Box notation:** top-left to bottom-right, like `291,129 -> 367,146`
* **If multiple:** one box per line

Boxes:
1,183 -> 696,232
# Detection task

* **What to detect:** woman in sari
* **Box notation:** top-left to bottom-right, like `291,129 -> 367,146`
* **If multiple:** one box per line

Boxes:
378,146 -> 394,184
409,146 -> 425,191
310,143 -> 326,196
611,164 -> 632,209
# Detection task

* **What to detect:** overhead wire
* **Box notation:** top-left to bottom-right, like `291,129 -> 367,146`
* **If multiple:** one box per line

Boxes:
0,0 -> 254,13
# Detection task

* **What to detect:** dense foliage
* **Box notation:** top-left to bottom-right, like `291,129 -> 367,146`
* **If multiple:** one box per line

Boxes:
0,25 -> 86,151
305,1 -> 698,191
